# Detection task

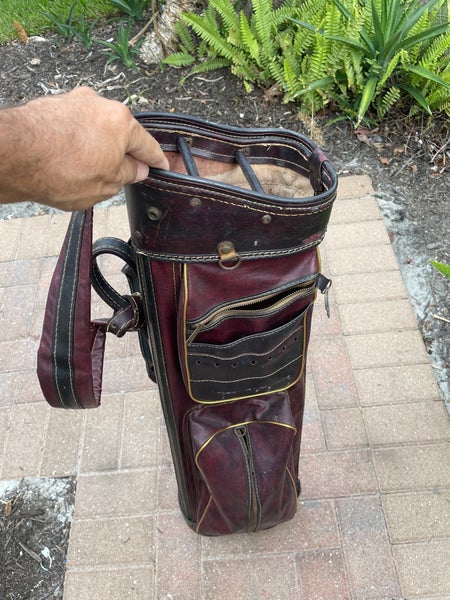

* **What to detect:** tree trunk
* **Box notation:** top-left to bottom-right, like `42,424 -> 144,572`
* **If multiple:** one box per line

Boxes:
139,0 -> 197,64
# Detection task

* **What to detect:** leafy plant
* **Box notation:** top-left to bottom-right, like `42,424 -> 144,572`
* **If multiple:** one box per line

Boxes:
164,0 -> 298,90
108,0 -> 150,21
73,12 -> 98,49
40,0 -> 99,48
431,259 -> 450,278
165,0 -> 450,125
40,0 -> 79,41
96,21 -> 141,68
291,0 -> 450,124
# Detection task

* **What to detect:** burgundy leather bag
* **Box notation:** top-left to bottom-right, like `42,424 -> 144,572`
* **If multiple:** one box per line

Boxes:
37,113 -> 337,535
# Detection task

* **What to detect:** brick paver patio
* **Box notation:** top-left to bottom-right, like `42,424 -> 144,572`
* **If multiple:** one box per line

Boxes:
0,175 -> 449,599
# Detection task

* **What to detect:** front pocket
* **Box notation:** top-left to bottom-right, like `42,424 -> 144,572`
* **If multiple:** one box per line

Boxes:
185,278 -> 316,345
186,393 -> 298,535
179,265 -> 316,403
186,306 -> 311,402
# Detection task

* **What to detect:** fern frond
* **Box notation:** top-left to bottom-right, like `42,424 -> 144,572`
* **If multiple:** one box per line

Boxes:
419,30 -> 450,72
283,56 -> 303,98
267,57 -> 286,87
188,56 -> 232,75
239,11 -> 260,63
182,12 -> 235,61
231,60 -> 260,82
163,52 -> 196,67
174,20 -> 197,55
253,0 -> 275,53
272,4 -> 302,29
210,0 -> 240,33
377,52 -> 401,89
377,85 -> 401,118
308,31 -> 329,82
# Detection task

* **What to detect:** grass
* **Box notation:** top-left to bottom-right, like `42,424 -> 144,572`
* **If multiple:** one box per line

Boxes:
0,0 -> 117,43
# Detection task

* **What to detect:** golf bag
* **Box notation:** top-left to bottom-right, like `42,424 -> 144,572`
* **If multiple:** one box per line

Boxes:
38,113 -> 337,535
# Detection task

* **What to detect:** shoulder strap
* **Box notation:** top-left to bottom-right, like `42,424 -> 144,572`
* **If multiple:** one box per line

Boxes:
37,208 -> 145,409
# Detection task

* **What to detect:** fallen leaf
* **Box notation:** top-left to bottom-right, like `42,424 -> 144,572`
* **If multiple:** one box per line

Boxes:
379,156 -> 391,165
356,133 -> 369,143
264,84 -> 282,103
5,499 -> 14,517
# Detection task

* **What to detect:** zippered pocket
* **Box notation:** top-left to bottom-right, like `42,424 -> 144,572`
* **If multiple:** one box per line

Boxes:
179,266 -> 316,403
186,393 -> 299,535
186,279 -> 316,344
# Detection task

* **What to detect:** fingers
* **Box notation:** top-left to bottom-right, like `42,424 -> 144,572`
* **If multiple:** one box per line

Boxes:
134,160 -> 150,182
126,117 -> 170,171
118,155 -> 149,188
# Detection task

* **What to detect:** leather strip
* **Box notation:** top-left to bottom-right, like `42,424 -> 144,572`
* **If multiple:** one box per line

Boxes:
37,209 -> 106,408
37,210 -> 147,408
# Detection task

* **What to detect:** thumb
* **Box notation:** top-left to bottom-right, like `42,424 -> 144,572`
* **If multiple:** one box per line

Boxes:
133,160 -> 150,183
118,155 -> 149,186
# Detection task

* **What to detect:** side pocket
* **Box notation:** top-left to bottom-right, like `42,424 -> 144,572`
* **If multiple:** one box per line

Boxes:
186,393 -> 299,536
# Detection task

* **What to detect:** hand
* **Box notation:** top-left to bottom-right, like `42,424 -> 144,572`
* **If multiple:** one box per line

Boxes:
0,87 -> 169,210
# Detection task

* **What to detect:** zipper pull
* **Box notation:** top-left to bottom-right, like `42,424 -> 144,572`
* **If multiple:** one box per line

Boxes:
317,274 -> 332,318
186,323 -> 204,345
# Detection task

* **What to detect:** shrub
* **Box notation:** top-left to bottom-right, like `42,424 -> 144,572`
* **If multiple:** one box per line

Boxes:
164,0 -> 450,124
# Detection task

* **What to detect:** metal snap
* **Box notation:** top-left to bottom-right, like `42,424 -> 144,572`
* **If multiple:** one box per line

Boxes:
217,241 -> 242,270
147,206 -> 162,221
262,214 -> 271,224
190,197 -> 201,207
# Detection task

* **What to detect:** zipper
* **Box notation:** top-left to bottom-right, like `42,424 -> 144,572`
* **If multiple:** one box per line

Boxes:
234,425 -> 260,532
186,279 -> 316,344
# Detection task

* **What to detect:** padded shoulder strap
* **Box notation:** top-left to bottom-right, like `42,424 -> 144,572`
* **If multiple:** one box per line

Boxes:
37,208 -> 145,409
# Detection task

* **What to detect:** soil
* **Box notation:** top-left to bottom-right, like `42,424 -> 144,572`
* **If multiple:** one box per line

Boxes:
0,477 -> 75,600
0,19 -> 448,599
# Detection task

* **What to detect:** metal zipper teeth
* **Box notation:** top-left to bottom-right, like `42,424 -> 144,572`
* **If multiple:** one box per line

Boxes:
234,425 -> 260,532
186,281 -> 316,344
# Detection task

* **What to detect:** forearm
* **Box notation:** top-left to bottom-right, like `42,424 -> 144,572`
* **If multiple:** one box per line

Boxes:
0,88 -> 168,211
0,103 -> 45,204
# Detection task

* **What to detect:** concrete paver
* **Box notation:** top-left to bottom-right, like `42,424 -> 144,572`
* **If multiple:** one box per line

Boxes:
0,175 -> 449,599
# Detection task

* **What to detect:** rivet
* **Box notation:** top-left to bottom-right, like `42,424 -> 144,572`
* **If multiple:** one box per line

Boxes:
190,197 -> 201,207
147,206 -> 162,221
262,214 -> 271,224
219,241 -> 234,254
134,231 -> 143,243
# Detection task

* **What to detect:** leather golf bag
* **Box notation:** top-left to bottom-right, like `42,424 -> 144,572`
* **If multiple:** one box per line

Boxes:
38,113 -> 337,535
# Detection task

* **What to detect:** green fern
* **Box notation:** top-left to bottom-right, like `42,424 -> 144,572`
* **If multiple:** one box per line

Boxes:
174,18 -> 198,55
163,0 -> 450,123
163,52 -> 196,67
253,0 -> 274,56
239,11 -> 260,63
182,11 -> 235,62
188,56 -> 233,74
377,85 -> 401,118
209,0 -> 240,32
377,52 -> 402,90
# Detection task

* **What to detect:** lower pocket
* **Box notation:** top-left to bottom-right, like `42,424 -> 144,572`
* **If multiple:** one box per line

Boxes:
187,393 -> 299,535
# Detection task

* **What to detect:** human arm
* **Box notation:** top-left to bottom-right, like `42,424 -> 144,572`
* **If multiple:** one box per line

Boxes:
0,86 -> 169,211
